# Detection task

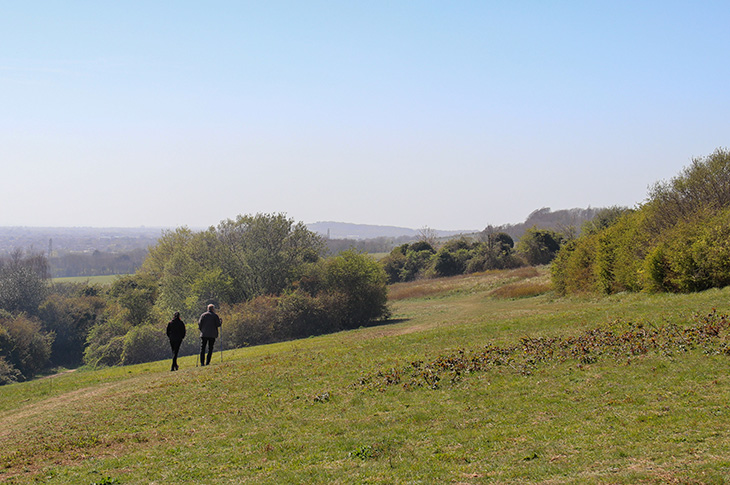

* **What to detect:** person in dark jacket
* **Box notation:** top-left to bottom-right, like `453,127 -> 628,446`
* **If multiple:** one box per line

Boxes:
198,304 -> 222,366
166,311 -> 186,371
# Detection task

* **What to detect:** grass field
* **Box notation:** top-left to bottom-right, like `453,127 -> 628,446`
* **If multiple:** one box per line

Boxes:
51,275 -> 122,285
3,267 -> 730,483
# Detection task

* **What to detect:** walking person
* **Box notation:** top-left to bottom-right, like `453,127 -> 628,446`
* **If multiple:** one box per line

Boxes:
198,304 -> 222,366
166,311 -> 186,371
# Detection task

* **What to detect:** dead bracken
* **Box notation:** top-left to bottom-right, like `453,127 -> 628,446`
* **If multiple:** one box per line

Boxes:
356,310 -> 730,391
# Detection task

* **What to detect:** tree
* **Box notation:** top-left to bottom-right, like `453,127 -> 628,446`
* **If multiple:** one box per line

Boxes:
214,213 -> 324,300
0,312 -> 53,380
517,228 -> 563,266
581,206 -> 632,236
143,214 -> 325,316
83,313 -> 130,368
552,148 -> 730,295
108,273 -> 158,326
431,249 -> 464,277
646,147 -> 730,234
417,226 -> 439,247
0,250 -> 50,315
466,232 -> 519,273
321,250 -> 390,328
38,289 -> 105,367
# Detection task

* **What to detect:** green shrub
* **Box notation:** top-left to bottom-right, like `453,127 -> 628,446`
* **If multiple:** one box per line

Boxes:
323,250 -> 390,327
517,227 -> 563,266
223,297 -> 278,348
275,290 -> 342,339
39,293 -> 105,367
400,249 -> 434,282
646,208 -> 730,292
551,148 -> 730,295
83,315 -> 131,367
430,249 -> 464,277
121,324 -> 169,365
0,313 -> 53,380
551,238 -> 598,295
592,211 -> 646,294
0,355 -> 21,384
380,250 -> 407,284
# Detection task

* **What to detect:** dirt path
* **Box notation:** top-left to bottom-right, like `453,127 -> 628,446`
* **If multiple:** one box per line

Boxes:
39,368 -> 78,379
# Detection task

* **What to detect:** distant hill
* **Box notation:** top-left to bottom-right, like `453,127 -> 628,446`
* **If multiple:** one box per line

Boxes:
308,207 -> 607,243
307,221 -> 477,240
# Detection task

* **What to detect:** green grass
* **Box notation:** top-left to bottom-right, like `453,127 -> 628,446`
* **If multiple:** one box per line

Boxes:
51,275 -> 123,285
4,267 -> 730,483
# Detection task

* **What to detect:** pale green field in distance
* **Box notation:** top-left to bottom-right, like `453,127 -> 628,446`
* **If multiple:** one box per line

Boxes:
4,267 -> 730,483
52,274 -> 123,285
369,251 -> 389,260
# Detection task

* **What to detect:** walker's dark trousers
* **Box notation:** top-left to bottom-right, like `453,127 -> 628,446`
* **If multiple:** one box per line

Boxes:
200,337 -> 215,366
170,339 -> 182,371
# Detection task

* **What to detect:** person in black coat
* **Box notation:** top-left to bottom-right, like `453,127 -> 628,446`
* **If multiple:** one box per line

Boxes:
166,312 -> 186,371
198,304 -> 222,366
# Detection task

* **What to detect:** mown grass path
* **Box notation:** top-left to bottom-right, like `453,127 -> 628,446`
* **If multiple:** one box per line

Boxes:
3,267 -> 730,483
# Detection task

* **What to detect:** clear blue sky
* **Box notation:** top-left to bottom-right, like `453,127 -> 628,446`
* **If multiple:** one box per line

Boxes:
2,1 -> 728,230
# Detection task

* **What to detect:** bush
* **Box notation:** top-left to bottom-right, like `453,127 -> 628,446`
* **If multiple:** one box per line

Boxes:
517,227 -> 563,266
83,315 -> 131,367
121,324 -> 169,365
0,250 -> 50,315
0,313 -> 54,380
0,356 -> 21,384
400,249 -> 434,282
592,212 -> 646,294
551,238 -> 598,295
644,207 -> 730,292
323,250 -> 390,328
381,250 -> 407,284
553,148 -> 730,295
223,297 -> 278,348
277,290 -> 343,339
39,292 -> 105,367
430,249 -> 464,277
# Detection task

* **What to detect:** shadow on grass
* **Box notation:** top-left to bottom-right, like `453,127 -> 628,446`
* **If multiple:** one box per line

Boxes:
361,317 -> 410,328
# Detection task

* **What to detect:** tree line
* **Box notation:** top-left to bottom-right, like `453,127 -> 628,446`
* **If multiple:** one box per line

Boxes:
9,185 -> 691,383
380,227 -> 565,283
50,249 -> 147,277
0,214 -> 390,384
552,147 -> 730,295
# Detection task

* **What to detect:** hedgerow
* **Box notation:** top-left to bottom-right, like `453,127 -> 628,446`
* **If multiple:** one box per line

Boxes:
553,148 -> 730,295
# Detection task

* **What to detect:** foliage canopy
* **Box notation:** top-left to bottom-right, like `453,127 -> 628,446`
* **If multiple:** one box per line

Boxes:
553,147 -> 730,295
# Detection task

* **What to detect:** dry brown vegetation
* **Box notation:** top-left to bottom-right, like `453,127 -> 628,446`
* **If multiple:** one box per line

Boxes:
388,266 -> 547,301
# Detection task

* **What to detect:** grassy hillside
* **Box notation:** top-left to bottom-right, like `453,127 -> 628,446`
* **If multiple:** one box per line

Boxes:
3,267 -> 730,483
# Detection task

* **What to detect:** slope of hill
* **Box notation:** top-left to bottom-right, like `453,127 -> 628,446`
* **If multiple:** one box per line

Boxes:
3,268 -> 730,483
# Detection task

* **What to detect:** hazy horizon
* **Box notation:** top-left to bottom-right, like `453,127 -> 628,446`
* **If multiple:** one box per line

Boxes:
3,2 -> 727,230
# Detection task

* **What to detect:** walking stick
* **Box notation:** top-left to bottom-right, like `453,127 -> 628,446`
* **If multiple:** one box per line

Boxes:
220,318 -> 223,363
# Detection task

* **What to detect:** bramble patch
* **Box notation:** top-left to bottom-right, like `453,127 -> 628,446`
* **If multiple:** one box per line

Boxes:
356,310 -> 730,390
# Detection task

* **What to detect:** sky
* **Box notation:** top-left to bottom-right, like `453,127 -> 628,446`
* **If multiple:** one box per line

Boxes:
2,1 -> 728,231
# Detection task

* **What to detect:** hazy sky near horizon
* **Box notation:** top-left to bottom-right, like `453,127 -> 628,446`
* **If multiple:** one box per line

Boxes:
2,2 -> 728,230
